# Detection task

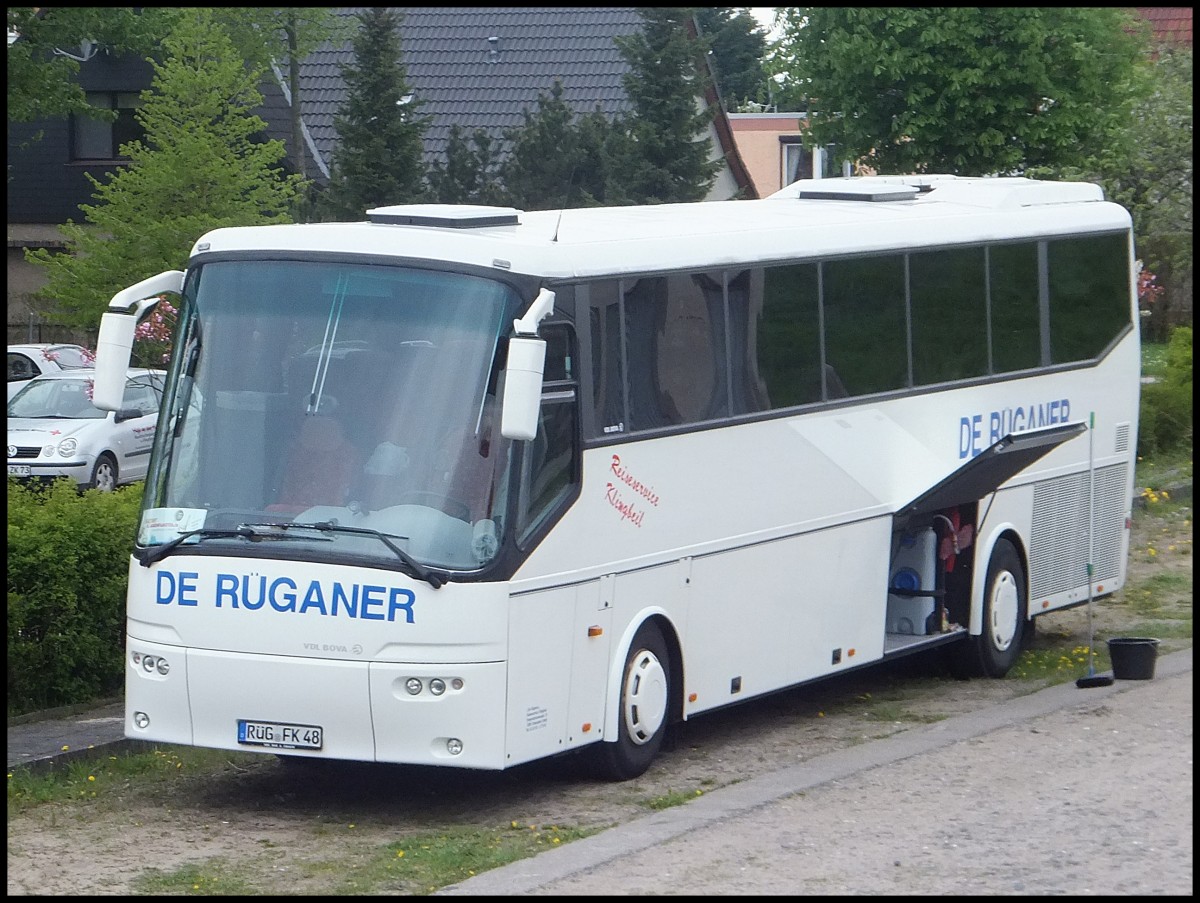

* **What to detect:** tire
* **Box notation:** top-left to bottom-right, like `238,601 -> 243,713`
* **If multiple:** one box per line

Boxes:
953,538 -> 1026,678
593,620 -> 671,781
91,453 -> 118,492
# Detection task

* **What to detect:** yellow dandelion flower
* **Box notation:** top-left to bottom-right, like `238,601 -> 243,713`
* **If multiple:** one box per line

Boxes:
1162,491 -> 1170,500
552,837 -> 561,844
1148,548 -> 1158,557
511,821 -> 519,828
396,850 -> 405,858
61,745 -> 69,751
88,775 -> 96,782
818,711 -> 825,717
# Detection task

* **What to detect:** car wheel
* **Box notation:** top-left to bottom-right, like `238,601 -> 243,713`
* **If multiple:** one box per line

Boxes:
91,453 -> 118,492
592,620 -> 671,781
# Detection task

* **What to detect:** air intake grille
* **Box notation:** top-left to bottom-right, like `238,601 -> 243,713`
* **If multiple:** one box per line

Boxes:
1114,422 -> 1131,454
1029,464 -> 1128,598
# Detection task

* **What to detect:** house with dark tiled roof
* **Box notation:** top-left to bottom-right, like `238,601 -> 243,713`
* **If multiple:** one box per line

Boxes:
7,7 -> 753,343
291,7 -> 752,186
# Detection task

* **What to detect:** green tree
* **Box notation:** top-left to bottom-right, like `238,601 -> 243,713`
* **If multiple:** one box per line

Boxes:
499,80 -> 616,210
212,7 -> 351,219
7,7 -> 176,124
1027,44 -> 1192,342
426,124 -> 507,206
694,7 -> 769,111
25,8 -> 304,331
320,7 -> 429,220
612,7 -> 722,203
770,8 -> 1145,176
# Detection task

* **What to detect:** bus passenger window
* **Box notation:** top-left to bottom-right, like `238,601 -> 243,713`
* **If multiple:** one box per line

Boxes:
824,255 -> 907,396
754,264 -> 821,408
588,281 -> 625,436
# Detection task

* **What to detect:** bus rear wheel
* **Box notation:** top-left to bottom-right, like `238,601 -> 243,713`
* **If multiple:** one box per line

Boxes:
593,621 -> 670,781
953,538 -> 1026,678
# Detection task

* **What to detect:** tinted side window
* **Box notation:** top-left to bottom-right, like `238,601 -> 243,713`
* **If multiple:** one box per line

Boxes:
989,242 -> 1041,373
752,263 -> 822,409
728,269 -> 768,413
824,254 -> 907,396
8,353 -> 36,381
1048,233 -> 1131,363
625,272 -> 727,431
588,280 -> 625,436
910,246 -> 989,384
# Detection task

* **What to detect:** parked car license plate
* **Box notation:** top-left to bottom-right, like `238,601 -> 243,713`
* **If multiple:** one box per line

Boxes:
237,719 -> 323,750
8,464 -> 31,477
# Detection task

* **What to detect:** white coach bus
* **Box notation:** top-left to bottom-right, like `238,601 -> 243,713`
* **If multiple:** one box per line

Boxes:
92,175 -> 1140,780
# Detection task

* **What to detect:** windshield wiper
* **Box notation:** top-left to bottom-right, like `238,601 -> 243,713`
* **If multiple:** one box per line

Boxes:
267,521 -> 446,589
139,524 -> 328,567
140,527 -> 254,566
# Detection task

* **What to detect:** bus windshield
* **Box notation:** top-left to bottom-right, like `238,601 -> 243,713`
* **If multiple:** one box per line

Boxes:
139,259 -> 522,572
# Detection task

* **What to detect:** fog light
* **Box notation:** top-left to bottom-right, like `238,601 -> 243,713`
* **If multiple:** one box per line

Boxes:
155,657 -> 170,675
142,655 -> 157,672
429,678 -> 446,696
405,678 -> 423,695
133,711 -> 150,729
446,738 -> 463,755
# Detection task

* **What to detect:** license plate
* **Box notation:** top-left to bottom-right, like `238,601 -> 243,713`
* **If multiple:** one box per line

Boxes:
8,464 -> 31,477
237,719 -> 323,750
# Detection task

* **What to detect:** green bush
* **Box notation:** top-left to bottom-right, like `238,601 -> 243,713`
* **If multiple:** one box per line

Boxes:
7,479 -> 143,716
1138,326 -> 1193,457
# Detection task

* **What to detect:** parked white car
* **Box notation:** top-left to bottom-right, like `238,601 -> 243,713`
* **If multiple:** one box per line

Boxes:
7,343 -> 94,401
7,368 -> 165,491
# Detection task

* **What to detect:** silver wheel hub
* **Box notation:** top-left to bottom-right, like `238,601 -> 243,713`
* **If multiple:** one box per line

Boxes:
989,569 -> 1019,651
622,648 -> 667,745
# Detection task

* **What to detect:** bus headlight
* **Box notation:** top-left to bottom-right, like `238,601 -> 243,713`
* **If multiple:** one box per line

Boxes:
405,678 -> 423,695
136,652 -> 170,675
446,738 -> 463,756
429,678 -> 446,696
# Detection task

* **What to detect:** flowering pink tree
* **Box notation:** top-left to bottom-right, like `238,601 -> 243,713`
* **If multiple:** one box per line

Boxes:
1136,261 -> 1165,312
40,346 -> 95,366
132,296 -> 178,367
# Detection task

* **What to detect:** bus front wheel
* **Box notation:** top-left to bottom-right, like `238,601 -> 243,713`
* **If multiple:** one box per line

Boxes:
954,538 -> 1026,678
593,621 -> 671,781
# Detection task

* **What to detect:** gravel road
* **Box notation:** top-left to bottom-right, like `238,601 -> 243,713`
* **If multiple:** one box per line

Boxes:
441,651 -> 1193,896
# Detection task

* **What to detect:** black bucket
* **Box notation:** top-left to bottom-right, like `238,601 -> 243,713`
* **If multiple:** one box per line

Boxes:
1107,637 -> 1160,680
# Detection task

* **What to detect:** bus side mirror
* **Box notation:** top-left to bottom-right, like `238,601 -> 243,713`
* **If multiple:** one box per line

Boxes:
500,288 -> 555,441
500,336 -> 546,441
93,270 -> 184,411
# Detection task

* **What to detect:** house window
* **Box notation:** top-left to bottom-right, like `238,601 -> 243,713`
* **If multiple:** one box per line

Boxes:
781,139 -> 811,185
72,92 -> 144,161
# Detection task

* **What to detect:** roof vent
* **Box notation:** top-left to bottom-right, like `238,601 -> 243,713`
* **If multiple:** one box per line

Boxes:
794,183 -> 919,202
367,204 -> 521,228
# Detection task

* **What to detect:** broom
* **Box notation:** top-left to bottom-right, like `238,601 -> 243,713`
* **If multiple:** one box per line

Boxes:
1077,411 -> 1115,689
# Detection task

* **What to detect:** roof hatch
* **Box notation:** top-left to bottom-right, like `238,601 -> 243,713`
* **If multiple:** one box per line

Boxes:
367,204 -> 522,228
793,183 -> 919,202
